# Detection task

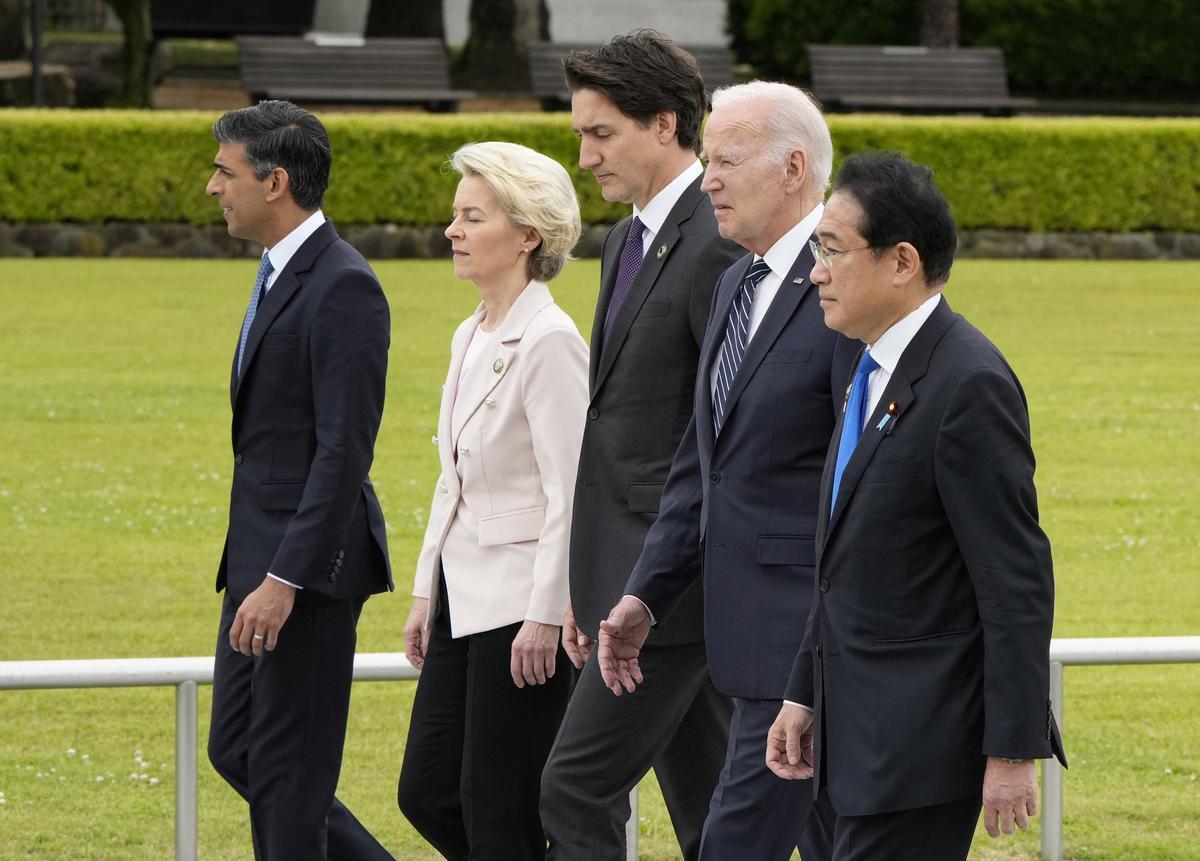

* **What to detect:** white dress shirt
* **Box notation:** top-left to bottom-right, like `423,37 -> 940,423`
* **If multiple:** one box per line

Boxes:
708,204 -> 824,399
861,292 -> 943,428
633,160 -> 704,257
261,209 -> 325,590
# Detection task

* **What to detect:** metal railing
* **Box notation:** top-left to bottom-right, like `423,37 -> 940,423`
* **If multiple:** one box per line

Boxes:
3,637 -> 1199,861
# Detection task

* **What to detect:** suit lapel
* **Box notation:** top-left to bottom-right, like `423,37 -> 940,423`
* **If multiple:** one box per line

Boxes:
714,243 -> 818,442
696,254 -> 752,455
451,280 -> 554,446
588,217 -> 629,393
232,220 -> 337,409
824,296 -> 956,542
593,178 -> 707,397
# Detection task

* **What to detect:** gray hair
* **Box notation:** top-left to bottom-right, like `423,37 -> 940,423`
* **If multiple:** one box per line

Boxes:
449,142 -> 581,282
710,81 -> 833,193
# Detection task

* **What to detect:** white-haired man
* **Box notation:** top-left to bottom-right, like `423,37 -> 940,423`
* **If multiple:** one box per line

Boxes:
596,82 -> 856,859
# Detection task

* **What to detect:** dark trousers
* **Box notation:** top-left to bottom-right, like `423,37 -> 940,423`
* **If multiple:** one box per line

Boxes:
398,606 -> 571,861
207,591 -> 392,861
829,794 -> 981,861
699,697 -> 836,861
541,641 -> 732,861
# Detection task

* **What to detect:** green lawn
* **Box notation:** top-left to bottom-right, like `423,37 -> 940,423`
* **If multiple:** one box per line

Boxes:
0,258 -> 1197,859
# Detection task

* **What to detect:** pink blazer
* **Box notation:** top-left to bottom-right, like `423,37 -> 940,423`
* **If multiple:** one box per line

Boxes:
413,280 -> 589,638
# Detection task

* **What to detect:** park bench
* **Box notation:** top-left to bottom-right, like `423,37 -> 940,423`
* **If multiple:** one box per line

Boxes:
235,36 -> 475,111
806,44 -> 1035,114
528,42 -> 733,110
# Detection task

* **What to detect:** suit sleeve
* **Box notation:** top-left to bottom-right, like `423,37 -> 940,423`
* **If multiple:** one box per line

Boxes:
268,267 -> 390,594
520,324 -> 589,625
688,238 -> 745,348
936,366 -> 1057,759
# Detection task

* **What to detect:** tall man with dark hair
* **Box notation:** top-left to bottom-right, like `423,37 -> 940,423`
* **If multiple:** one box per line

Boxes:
204,100 -> 394,860
596,81 -> 856,860
766,152 -> 1066,860
539,31 -> 742,861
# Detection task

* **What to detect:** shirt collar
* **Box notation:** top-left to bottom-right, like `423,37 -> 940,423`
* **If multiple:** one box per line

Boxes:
632,160 -> 703,236
264,209 -> 326,275
760,203 -> 824,281
869,291 -> 943,375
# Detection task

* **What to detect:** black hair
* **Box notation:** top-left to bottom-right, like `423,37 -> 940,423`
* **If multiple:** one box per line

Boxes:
563,30 -> 707,154
833,151 -> 957,286
212,100 -> 332,210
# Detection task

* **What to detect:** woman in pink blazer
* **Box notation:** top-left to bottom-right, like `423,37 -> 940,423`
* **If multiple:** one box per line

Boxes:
398,141 -> 588,859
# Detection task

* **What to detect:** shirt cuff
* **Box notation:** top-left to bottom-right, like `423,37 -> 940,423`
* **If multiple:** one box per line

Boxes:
624,594 -> 656,626
267,572 -> 302,590
783,700 -> 812,711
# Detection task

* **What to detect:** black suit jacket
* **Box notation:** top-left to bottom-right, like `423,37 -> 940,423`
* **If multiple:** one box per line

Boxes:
626,242 -> 856,698
785,296 -> 1066,816
216,219 -> 393,603
569,177 -> 742,643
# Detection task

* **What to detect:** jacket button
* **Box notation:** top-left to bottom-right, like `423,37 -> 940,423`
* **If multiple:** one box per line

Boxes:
709,470 -> 720,484
484,398 -> 496,408
588,407 -> 599,420
328,572 -> 337,581
337,550 -> 345,559
234,453 -> 244,465
431,435 -> 438,445
818,578 -> 830,592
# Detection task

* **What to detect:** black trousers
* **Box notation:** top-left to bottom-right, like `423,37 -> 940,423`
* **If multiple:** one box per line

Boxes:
541,641 -> 732,861
207,591 -> 393,861
398,602 -> 571,860
829,794 -> 982,861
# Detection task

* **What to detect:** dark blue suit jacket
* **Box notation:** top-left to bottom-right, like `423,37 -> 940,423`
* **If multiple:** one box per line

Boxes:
785,296 -> 1066,816
216,219 -> 393,602
625,243 -> 855,699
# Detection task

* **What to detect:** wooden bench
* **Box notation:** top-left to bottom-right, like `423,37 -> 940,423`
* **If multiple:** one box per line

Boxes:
236,36 -> 475,112
806,44 -> 1035,114
528,42 -> 733,110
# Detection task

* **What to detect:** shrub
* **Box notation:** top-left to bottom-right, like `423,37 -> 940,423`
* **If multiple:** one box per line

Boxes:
0,110 -> 1197,232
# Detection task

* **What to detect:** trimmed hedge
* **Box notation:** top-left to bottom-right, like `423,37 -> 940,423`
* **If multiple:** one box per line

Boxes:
1,110 -> 1198,232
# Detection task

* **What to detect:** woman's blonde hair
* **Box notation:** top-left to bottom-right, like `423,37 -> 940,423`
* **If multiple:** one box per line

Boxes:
449,141 -> 582,281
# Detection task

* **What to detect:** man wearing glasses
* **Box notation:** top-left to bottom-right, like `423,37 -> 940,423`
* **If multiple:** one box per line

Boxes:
595,81 -> 854,859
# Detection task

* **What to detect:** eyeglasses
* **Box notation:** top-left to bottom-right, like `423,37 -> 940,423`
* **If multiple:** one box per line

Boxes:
809,239 -> 872,268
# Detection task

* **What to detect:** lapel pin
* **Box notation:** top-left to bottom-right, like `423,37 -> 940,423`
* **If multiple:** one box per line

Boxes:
876,414 -> 891,431
656,244 -> 667,259
492,358 -> 504,373
884,401 -> 903,435
792,276 -> 805,284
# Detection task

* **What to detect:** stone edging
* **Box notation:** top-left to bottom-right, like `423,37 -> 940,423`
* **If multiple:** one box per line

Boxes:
2,222 -> 1198,260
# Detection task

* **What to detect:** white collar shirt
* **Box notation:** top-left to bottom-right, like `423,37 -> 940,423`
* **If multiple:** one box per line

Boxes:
632,159 -> 703,257
862,291 -> 944,426
263,209 -> 326,292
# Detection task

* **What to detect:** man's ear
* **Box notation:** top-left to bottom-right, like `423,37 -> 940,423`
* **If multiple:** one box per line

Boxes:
892,241 -> 923,286
783,147 -> 808,194
263,166 -> 291,202
655,111 -> 679,145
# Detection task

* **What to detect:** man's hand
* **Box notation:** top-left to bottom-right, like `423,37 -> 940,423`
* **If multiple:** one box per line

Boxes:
982,757 -> 1038,838
229,577 -> 296,656
511,620 -> 560,688
562,601 -> 593,669
765,702 -> 816,780
403,598 -> 431,670
596,596 -> 652,695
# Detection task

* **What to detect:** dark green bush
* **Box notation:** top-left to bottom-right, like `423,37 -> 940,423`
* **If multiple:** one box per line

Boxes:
727,0 -> 1200,97
1,110 -> 1197,231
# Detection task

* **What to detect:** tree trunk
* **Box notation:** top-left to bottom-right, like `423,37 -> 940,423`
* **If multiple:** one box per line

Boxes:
455,0 -> 548,90
365,0 -> 444,39
106,0 -> 153,107
920,0 -> 958,48
0,0 -> 25,60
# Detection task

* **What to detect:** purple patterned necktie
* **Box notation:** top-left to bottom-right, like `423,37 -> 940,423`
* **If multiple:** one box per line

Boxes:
603,217 -> 647,339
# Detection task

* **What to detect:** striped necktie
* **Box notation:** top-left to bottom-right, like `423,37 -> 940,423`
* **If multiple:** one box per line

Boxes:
236,255 -> 274,379
712,259 -> 771,436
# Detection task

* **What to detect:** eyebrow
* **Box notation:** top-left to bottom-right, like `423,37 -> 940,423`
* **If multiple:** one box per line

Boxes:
573,123 -> 612,134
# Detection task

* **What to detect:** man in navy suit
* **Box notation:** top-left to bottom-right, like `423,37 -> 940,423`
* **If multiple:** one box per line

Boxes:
596,82 -> 854,860
203,100 -> 394,860
766,152 -> 1066,861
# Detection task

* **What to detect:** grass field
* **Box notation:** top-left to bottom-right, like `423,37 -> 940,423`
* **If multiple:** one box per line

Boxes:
0,258 -> 1197,860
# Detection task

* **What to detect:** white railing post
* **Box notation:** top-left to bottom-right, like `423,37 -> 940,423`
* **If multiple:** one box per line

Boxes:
626,786 -> 638,861
1041,660 -> 1064,860
176,680 -> 198,861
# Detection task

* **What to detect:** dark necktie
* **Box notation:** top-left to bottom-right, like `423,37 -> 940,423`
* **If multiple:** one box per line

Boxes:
603,217 -> 646,338
831,349 -> 881,512
712,259 -> 772,437
237,255 -> 274,379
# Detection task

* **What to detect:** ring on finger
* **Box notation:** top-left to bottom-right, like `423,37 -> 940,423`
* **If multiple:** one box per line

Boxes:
253,633 -> 265,641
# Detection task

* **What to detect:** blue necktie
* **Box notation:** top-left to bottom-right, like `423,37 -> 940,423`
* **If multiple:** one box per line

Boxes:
236,255 -> 274,379
831,349 -> 880,513
603,217 -> 646,339
712,258 -> 772,437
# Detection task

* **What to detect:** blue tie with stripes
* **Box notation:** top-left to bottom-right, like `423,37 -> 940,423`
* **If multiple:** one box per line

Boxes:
712,258 -> 772,437
236,255 -> 274,379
